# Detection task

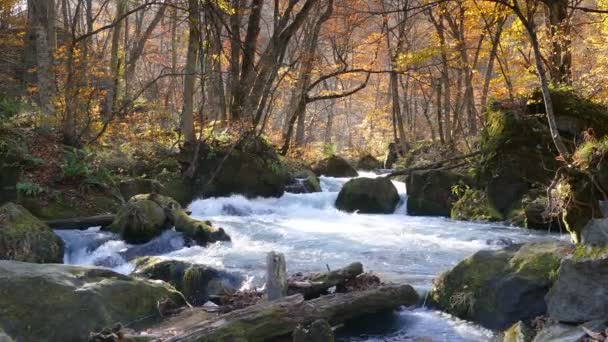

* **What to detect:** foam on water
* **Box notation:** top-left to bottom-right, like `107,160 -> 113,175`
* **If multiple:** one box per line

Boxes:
57,171 -> 565,341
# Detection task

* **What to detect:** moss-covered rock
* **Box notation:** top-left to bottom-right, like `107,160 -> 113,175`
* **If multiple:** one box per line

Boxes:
0,203 -> 64,263
312,155 -> 358,177
451,188 -> 503,222
0,260 -> 186,341
282,158 -> 322,194
18,191 -> 121,221
430,241 -> 571,330
407,170 -> 469,217
106,194 -> 176,244
356,155 -> 382,171
132,256 -> 242,305
170,209 -> 231,245
190,135 -> 289,198
335,177 -> 400,214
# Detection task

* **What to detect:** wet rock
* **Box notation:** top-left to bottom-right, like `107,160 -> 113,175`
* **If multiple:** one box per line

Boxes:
285,175 -> 322,194
486,238 -> 515,247
357,155 -> 382,171
335,177 -> 399,214
132,256 -> 243,306
430,241 -> 571,330
407,170 -> 467,217
312,155 -> 358,177
581,218 -> 608,246
0,260 -> 185,341
546,251 -> 608,323
0,202 -> 64,263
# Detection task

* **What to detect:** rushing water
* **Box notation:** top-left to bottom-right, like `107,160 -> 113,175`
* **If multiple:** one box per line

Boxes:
56,171 -> 565,341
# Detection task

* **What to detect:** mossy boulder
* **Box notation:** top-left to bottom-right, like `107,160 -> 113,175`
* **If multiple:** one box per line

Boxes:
132,256 -> 243,305
356,155 -> 382,171
106,194 -> 175,244
477,105 -> 558,218
335,177 -> 400,214
190,135 -> 289,198
283,158 -> 322,194
0,260 -> 186,341
0,203 -> 63,263
430,241 -> 571,330
451,188 -> 503,222
312,155 -> 358,177
546,248 -> 608,323
407,170 -> 468,217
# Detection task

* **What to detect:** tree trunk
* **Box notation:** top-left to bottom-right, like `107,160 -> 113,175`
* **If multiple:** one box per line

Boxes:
103,0 -> 126,122
164,285 -> 419,342
480,16 -> 506,111
181,0 -> 200,144
544,0 -> 571,85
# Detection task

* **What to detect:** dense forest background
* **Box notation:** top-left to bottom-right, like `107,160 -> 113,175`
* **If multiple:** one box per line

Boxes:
2,0 -> 607,159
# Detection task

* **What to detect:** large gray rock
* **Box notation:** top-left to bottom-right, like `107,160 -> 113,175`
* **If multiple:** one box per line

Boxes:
546,253 -> 608,323
357,155 -> 382,171
532,320 -> 607,342
335,177 -> 400,214
132,256 -> 243,306
406,170 -> 467,217
312,155 -> 358,177
0,203 -> 64,263
581,218 -> 608,246
430,241 -> 571,330
0,260 -> 186,341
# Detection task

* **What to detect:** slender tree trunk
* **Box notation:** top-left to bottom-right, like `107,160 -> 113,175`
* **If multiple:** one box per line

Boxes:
480,16 -> 506,111
181,0 -> 200,144
544,0 -> 571,85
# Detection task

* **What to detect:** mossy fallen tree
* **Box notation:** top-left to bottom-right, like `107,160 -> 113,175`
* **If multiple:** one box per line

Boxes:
45,214 -> 115,230
165,284 -> 419,342
288,262 -> 363,299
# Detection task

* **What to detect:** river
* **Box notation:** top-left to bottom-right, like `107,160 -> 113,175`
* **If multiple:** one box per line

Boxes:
55,171 -> 565,341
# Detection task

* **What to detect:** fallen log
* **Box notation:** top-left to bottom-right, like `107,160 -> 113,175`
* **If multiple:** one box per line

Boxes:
388,151 -> 480,177
46,214 -> 115,230
165,284 -> 419,342
288,262 -> 363,299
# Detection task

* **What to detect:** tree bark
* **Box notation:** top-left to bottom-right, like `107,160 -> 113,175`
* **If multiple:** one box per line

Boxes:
165,284 -> 419,342
181,0 -> 200,144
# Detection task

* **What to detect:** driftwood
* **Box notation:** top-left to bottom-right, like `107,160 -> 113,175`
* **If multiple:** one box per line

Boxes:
266,251 -> 287,300
46,214 -> 115,230
288,262 -> 363,299
165,284 -> 419,342
388,151 -> 480,177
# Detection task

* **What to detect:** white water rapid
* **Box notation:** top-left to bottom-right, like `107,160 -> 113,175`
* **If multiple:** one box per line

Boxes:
56,171 -> 565,341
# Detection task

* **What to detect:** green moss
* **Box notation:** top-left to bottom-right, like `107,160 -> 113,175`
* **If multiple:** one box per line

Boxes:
107,196 -> 169,244
451,188 -> 503,222
571,245 -> 608,261
0,203 -> 64,263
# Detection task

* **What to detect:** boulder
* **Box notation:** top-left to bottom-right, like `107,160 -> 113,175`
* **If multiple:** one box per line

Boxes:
430,241 -> 571,330
581,218 -> 608,246
107,193 -> 230,246
106,193 -> 175,244
292,319 -> 334,342
531,320 -> 607,342
546,248 -> 608,323
335,177 -> 400,214
132,257 -> 243,306
0,260 -> 186,341
312,155 -> 358,177
0,203 -> 63,263
189,135 -> 290,198
451,188 -> 502,222
356,155 -> 382,171
407,170 -> 467,217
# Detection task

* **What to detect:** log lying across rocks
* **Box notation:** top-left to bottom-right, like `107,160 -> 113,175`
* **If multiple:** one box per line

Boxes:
46,214 -> 115,230
288,262 -> 363,299
166,284 -> 419,342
